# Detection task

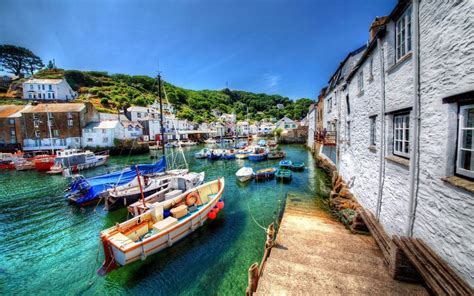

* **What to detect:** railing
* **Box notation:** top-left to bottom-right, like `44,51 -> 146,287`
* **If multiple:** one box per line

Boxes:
315,130 -> 337,145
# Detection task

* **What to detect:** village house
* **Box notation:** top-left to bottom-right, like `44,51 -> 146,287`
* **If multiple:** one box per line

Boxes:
258,121 -> 275,135
235,121 -> 249,136
313,0 -> 473,286
275,116 -> 297,132
0,105 -> 26,151
0,75 -> 12,89
249,123 -> 258,135
22,78 -> 77,101
21,102 -> 98,151
82,120 -> 121,148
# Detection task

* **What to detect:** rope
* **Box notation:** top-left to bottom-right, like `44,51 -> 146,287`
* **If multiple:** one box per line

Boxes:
244,191 -> 267,232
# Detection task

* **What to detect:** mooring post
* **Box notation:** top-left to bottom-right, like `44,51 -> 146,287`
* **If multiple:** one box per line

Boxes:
246,262 -> 259,296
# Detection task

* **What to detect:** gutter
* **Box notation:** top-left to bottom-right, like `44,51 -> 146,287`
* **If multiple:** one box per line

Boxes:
375,36 -> 386,220
407,0 -> 421,237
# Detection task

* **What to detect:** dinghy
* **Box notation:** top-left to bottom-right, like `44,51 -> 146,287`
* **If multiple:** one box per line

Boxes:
279,160 -> 292,169
248,147 -> 268,161
195,148 -> 210,159
98,178 -> 225,275
275,169 -> 292,182
291,161 -> 305,171
235,150 -> 251,159
267,151 -> 285,159
254,167 -> 276,181
236,167 -> 254,182
222,149 -> 236,159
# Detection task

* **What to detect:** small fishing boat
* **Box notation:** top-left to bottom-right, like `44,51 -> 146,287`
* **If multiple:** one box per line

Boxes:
126,172 -> 206,216
204,138 -> 217,144
98,178 -> 225,275
279,160 -> 292,169
195,148 -> 210,159
222,149 -> 236,160
248,147 -> 268,161
291,161 -> 305,171
275,169 -> 292,182
235,150 -> 251,159
14,158 -> 35,171
258,139 -> 266,146
267,151 -> 286,159
33,154 -> 56,171
234,141 -> 247,149
236,167 -> 254,182
266,140 -> 277,148
208,149 -> 223,160
47,149 -> 109,175
179,140 -> 197,146
106,171 -> 204,212
254,167 -> 276,181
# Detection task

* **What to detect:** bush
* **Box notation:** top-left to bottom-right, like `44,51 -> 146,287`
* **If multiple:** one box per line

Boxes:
100,98 -> 109,105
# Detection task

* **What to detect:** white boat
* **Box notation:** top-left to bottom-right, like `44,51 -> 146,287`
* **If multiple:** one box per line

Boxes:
47,149 -> 109,175
204,138 -> 217,144
14,158 -> 35,171
180,141 -> 197,146
195,148 -> 210,159
236,167 -> 254,182
126,172 -> 206,216
98,178 -> 225,274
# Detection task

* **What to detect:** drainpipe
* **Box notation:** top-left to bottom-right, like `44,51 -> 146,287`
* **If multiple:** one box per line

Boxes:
375,35 -> 386,220
335,87 -> 341,170
407,0 -> 421,237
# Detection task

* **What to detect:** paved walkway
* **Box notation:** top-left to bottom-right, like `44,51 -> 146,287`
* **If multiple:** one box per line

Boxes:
256,196 -> 427,295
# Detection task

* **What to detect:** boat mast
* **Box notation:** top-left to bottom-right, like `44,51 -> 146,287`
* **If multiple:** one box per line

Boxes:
135,166 -> 146,208
157,74 -> 166,161
46,104 -> 54,155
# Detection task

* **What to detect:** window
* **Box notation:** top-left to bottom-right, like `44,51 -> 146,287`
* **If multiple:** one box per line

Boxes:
369,58 -> 374,80
28,94 -> 32,99
53,130 -> 59,137
393,114 -> 410,158
68,119 -> 73,127
48,93 -> 51,99
357,71 -> 364,94
346,95 -> 350,115
346,121 -> 351,143
8,118 -> 15,125
52,93 -> 55,99
87,138 -> 93,143
41,84 -> 45,90
102,129 -> 106,134
327,98 -> 332,113
370,116 -> 377,146
34,130 -> 40,138
37,85 -> 41,90
10,127 -> 16,137
67,112 -> 72,119
396,6 -> 412,60
103,137 -> 109,143
49,84 -> 52,90
33,120 -> 40,128
457,105 -> 474,178
29,84 -> 33,90
137,112 -> 142,118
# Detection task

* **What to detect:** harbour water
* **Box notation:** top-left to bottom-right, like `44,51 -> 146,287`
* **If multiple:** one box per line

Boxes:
0,144 -> 329,295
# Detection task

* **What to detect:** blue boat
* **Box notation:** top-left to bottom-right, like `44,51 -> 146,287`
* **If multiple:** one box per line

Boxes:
65,156 -> 167,206
279,160 -> 292,169
254,167 -> 276,181
208,151 -> 222,160
234,141 -> 247,149
258,139 -> 266,146
222,153 -> 236,160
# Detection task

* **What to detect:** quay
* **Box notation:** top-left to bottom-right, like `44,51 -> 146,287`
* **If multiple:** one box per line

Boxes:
255,196 -> 427,295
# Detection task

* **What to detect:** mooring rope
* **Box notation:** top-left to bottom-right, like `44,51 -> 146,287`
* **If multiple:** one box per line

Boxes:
244,190 -> 267,232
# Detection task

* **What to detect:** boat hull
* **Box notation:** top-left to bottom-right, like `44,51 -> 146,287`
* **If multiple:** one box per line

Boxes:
107,184 -> 169,211
248,154 -> 267,161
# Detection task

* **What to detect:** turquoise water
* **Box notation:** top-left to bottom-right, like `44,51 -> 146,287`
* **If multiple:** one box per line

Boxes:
0,145 -> 327,295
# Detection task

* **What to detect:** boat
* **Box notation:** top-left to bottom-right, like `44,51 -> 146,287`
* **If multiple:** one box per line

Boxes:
254,167 -> 276,181
248,147 -> 268,161
47,149 -> 109,175
33,154 -> 56,171
180,140 -> 197,146
275,169 -> 292,182
222,149 -> 236,160
266,140 -> 277,148
65,156 -> 168,206
194,148 -> 210,159
164,143 -> 173,149
106,171 -> 205,212
0,153 -> 16,170
267,150 -> 286,159
98,177 -> 225,275
204,138 -> 217,144
236,167 -> 254,182
235,150 -> 251,159
208,149 -> 223,160
291,161 -> 305,171
279,160 -> 292,169
126,172 -> 206,215
14,158 -> 35,171
234,141 -> 247,149
258,139 -> 266,146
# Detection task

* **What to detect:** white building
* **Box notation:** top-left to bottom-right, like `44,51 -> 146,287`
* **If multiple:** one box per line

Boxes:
220,113 -> 236,123
323,0 -> 473,285
82,121 -> 120,147
210,122 -> 225,137
22,79 -> 77,101
307,104 -> 316,150
258,122 -> 275,135
236,121 -> 249,136
275,116 -> 297,131
249,123 -> 259,135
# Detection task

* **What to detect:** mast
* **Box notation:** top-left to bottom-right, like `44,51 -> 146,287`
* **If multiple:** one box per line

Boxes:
157,74 -> 166,159
135,166 -> 146,208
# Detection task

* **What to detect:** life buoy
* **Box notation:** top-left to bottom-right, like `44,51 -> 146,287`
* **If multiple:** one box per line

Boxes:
186,192 -> 200,206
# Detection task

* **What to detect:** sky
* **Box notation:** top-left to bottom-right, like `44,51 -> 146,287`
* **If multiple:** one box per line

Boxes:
0,0 -> 396,100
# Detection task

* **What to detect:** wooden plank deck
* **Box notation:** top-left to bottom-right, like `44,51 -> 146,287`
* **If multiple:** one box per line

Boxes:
256,197 -> 427,295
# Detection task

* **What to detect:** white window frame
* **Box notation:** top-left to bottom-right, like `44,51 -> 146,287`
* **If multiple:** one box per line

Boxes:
369,58 -> 374,80
34,130 -> 40,138
53,130 -> 59,137
393,113 -> 410,158
357,71 -> 364,94
327,98 -> 332,113
346,121 -> 351,144
456,105 -> 474,178
370,116 -> 376,146
396,6 -> 412,61
68,119 -> 73,127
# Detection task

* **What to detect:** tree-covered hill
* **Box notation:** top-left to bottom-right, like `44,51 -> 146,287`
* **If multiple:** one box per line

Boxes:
9,68 -> 313,123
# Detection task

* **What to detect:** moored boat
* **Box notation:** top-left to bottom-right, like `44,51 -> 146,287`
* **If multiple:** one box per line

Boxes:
204,138 -> 217,144
222,149 -> 236,159
279,160 -> 292,169
248,147 -> 268,161
33,154 -> 56,171
208,149 -> 223,160
275,169 -> 292,182
98,177 -> 225,275
258,139 -> 266,146
291,161 -> 305,171
236,167 -> 254,182
267,150 -> 286,159
254,167 -> 276,181
14,158 -> 35,171
235,150 -> 251,159
194,148 -> 210,159
47,149 -> 109,175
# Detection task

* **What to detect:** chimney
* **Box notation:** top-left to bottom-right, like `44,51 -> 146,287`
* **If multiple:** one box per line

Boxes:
369,16 -> 389,41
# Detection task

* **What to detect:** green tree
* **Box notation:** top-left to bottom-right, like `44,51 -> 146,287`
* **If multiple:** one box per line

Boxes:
0,44 -> 44,76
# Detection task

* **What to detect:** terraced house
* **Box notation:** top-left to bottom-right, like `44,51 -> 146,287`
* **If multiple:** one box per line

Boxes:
311,0 -> 474,287
0,105 -> 26,151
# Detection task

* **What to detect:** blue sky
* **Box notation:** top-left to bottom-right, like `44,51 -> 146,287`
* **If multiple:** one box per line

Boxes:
0,0 -> 396,99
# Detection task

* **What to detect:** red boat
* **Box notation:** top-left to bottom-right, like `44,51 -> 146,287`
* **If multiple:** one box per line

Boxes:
0,153 -> 17,170
33,155 -> 56,171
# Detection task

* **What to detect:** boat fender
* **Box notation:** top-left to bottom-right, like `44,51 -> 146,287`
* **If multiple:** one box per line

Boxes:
185,192 -> 199,206
217,200 -> 224,210
212,205 -> 220,214
207,211 -> 217,220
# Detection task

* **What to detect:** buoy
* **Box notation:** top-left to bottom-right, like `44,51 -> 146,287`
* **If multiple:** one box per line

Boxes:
208,211 -> 217,220
217,200 -> 224,209
212,206 -> 220,214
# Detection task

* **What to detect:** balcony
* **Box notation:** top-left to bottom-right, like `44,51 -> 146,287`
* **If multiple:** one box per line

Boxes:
315,130 -> 336,146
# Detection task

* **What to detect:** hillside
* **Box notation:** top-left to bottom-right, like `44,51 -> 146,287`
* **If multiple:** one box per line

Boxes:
4,69 -> 313,123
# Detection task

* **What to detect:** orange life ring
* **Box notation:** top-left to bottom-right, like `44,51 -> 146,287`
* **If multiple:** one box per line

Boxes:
186,192 -> 200,206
